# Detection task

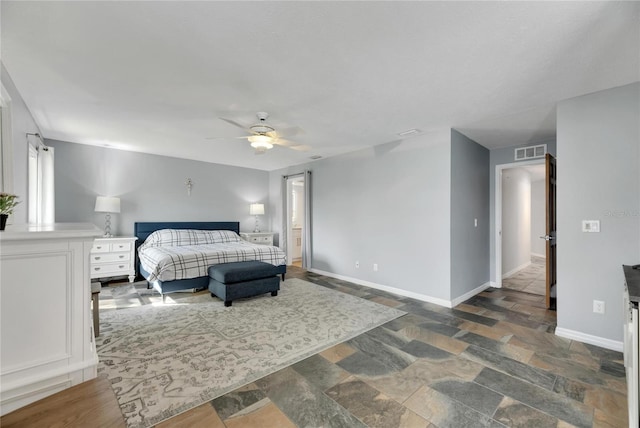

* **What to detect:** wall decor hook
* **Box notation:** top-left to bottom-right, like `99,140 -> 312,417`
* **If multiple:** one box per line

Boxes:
185,178 -> 193,196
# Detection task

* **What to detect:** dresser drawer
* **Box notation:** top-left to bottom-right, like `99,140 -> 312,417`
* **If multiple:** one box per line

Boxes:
91,261 -> 131,277
91,252 -> 130,263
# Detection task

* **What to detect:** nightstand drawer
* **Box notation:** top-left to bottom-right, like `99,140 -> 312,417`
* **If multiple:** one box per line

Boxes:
249,236 -> 271,243
240,232 -> 275,246
91,243 -> 110,253
91,262 -> 131,276
91,252 -> 130,263
111,242 -> 132,252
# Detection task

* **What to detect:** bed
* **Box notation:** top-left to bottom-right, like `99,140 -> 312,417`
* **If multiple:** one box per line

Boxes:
134,221 -> 287,297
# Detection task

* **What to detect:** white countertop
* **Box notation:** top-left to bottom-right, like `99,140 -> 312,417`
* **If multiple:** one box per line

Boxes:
0,223 -> 103,241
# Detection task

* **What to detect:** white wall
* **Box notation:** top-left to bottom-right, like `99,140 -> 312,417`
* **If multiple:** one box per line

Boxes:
557,82 -> 640,345
450,130 -> 490,299
530,179 -> 546,257
269,129 -> 453,303
47,140 -> 270,236
501,168 -> 531,276
1,63 -> 40,224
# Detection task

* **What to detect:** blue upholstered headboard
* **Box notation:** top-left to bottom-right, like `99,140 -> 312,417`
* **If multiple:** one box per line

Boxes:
134,221 -> 240,245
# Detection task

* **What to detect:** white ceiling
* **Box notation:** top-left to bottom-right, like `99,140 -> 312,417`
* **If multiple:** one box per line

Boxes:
2,1 -> 638,171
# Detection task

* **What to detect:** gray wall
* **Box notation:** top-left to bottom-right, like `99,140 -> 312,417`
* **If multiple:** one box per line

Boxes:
501,167 -> 531,275
269,129 -> 453,301
489,140 -> 556,283
531,179 -> 546,257
557,82 -> 640,342
47,140 -> 270,236
1,63 -> 40,224
450,129 -> 490,299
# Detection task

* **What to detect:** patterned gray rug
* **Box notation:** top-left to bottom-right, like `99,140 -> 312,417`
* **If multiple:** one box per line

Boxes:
96,278 -> 405,428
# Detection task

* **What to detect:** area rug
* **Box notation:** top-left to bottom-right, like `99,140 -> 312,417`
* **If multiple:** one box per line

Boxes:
96,278 -> 405,428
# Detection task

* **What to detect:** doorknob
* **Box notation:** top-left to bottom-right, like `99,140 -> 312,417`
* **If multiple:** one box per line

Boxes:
540,235 -> 555,241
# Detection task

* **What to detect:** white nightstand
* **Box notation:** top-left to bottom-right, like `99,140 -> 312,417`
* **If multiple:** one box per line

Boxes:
90,236 -> 138,282
240,232 -> 275,246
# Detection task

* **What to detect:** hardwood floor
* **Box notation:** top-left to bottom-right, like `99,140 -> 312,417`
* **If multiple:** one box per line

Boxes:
2,266 -> 627,427
0,376 -> 124,428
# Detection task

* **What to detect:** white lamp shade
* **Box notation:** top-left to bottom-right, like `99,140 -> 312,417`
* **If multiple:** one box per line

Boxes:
95,196 -> 121,213
249,203 -> 265,215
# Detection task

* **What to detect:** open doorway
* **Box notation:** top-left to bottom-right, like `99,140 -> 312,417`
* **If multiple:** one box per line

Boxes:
282,171 -> 311,269
499,163 -> 546,295
286,176 -> 305,267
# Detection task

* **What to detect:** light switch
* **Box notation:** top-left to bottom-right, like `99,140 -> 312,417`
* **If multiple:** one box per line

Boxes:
582,220 -> 600,233
474,218 -> 478,227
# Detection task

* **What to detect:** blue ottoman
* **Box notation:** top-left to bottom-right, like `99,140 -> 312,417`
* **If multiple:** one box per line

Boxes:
208,261 -> 284,307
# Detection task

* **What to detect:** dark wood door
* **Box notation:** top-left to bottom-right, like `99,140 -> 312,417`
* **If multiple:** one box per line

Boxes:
545,153 -> 557,310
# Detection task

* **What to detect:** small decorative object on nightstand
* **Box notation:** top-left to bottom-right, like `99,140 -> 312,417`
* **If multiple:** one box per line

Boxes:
90,236 -> 138,282
240,232 -> 275,246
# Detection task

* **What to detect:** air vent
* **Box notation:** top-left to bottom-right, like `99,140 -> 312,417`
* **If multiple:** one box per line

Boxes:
515,144 -> 547,161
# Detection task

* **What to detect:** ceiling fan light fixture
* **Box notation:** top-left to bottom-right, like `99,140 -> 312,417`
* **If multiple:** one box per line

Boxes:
248,134 -> 274,150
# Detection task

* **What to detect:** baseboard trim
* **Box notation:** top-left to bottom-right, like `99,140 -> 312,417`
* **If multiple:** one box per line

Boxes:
503,261 -> 532,279
489,281 -> 500,288
451,282 -> 492,307
308,268 -> 454,308
531,252 -> 546,259
555,327 -> 623,352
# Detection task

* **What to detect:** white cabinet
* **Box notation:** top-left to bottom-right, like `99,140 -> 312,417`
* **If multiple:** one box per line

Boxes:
240,232 -> 274,246
292,228 -> 302,260
90,237 -> 137,283
0,223 -> 102,415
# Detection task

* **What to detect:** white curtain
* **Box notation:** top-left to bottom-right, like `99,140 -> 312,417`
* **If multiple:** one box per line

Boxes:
302,170 -> 311,269
281,176 -> 288,257
28,142 -> 55,224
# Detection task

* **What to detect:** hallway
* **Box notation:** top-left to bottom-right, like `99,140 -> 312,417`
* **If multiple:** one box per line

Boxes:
502,256 -> 546,296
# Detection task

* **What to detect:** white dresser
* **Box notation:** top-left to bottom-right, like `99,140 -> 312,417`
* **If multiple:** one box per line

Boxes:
0,223 -> 102,415
90,236 -> 137,283
240,232 -> 275,246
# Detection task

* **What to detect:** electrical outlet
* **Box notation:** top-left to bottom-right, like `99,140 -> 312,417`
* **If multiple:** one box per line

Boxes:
355,261 -> 359,269
593,300 -> 605,314
373,263 -> 378,272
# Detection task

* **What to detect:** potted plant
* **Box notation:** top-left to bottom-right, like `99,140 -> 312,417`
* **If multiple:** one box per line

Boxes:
0,193 -> 20,230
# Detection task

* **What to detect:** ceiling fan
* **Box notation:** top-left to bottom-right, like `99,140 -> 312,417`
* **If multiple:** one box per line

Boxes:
214,112 -> 310,155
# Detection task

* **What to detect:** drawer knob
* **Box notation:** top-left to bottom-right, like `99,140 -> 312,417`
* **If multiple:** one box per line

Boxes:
95,257 -> 101,260
94,267 -> 100,271
119,265 -> 124,269
119,255 -> 124,259
96,246 -> 102,250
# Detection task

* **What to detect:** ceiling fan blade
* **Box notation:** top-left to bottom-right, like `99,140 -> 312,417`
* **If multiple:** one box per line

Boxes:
219,117 -> 250,130
205,136 -> 251,140
271,138 -> 296,147
289,144 -> 312,152
275,126 -> 304,138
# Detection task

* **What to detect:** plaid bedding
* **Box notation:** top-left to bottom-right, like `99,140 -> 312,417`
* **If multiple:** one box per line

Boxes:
139,241 -> 287,282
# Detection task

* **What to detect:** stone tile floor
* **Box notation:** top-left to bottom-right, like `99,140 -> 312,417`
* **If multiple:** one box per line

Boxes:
502,256 -> 546,296
98,266 -> 627,427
